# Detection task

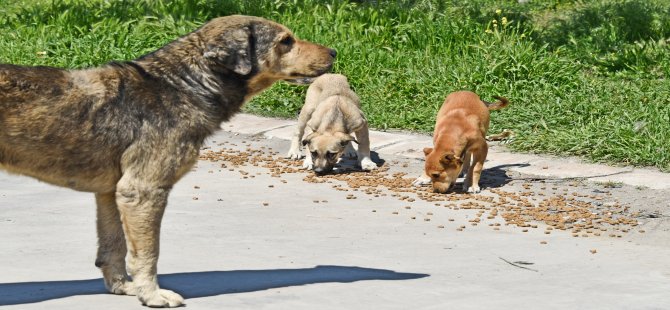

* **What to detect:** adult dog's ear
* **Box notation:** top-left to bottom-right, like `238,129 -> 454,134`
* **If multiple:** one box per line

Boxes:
204,27 -> 252,75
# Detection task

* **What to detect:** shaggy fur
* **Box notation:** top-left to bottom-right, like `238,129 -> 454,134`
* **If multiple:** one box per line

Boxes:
0,15 -> 335,307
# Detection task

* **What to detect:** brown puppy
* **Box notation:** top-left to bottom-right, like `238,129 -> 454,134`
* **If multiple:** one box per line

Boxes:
0,15 -> 334,307
286,74 -> 376,174
413,91 -> 509,193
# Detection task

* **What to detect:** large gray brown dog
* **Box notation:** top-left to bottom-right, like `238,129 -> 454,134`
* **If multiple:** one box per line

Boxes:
0,15 -> 335,307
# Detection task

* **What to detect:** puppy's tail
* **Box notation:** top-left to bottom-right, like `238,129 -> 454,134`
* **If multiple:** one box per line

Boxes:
483,96 -> 510,111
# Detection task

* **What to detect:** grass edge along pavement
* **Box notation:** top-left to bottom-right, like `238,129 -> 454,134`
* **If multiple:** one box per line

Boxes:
0,0 -> 669,170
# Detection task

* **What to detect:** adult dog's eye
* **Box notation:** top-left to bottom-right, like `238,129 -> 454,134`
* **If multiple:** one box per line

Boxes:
311,151 -> 318,158
279,36 -> 294,46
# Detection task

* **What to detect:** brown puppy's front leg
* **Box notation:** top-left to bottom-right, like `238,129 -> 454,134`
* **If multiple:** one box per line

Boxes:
95,192 -> 135,296
465,145 -> 488,193
116,178 -> 184,308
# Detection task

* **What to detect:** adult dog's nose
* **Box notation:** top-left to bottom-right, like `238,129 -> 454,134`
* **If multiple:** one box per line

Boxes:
329,49 -> 337,58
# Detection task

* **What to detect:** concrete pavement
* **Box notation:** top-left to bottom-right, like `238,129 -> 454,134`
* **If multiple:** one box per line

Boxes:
1,114 -> 669,309
230,113 -> 670,190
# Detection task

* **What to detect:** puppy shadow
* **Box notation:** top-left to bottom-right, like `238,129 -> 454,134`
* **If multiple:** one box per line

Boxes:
0,265 -> 428,306
333,151 -> 385,174
479,163 -> 530,189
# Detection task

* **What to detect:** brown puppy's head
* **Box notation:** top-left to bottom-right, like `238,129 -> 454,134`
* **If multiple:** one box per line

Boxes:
302,132 -> 356,175
200,15 -> 336,94
423,147 -> 463,193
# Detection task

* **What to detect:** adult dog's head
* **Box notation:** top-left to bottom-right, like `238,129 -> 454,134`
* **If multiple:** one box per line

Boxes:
198,15 -> 336,97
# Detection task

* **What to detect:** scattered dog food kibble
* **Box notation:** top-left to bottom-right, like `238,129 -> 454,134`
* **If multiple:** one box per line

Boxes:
200,144 -> 642,242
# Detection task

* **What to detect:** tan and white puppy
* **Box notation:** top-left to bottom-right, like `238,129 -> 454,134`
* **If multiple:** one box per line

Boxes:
413,91 -> 509,193
286,74 -> 376,174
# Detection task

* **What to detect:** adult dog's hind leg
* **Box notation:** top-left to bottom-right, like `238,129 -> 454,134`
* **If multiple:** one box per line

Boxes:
95,192 -> 135,296
116,177 -> 183,308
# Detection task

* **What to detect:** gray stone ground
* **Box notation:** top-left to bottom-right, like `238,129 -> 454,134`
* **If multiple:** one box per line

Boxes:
1,114 -> 669,309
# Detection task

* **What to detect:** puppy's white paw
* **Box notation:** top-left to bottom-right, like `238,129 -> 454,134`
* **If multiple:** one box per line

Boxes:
302,158 -> 313,170
359,157 -> 377,170
140,288 -> 184,308
467,186 -> 481,194
412,176 -> 431,187
286,147 -> 302,160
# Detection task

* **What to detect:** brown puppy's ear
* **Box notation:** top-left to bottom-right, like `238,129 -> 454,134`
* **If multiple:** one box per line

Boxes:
302,132 -> 318,146
440,152 -> 463,165
423,147 -> 434,156
204,27 -> 252,75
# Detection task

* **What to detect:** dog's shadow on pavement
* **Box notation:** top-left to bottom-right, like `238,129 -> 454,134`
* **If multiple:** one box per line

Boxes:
480,163 -> 530,189
0,265 -> 428,306
334,151 -> 386,173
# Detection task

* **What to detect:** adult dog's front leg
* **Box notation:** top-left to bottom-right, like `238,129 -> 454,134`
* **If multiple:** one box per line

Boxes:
95,192 -> 135,296
355,124 -> 377,170
116,180 -> 183,308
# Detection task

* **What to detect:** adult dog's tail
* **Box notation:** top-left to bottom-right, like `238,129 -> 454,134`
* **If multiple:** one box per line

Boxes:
483,96 -> 510,111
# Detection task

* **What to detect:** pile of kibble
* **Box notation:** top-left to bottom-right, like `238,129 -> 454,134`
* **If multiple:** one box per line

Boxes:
200,146 -> 642,239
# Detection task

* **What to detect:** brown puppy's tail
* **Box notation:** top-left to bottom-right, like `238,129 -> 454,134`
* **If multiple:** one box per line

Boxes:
483,96 -> 510,111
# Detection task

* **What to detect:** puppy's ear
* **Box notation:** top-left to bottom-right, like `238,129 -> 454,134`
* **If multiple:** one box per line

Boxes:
440,152 -> 462,165
302,132 -> 317,146
423,147 -> 434,156
336,133 -> 357,147
204,27 -> 252,75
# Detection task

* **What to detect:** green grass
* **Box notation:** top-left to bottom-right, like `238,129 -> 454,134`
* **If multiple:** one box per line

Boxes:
1,0 -> 669,170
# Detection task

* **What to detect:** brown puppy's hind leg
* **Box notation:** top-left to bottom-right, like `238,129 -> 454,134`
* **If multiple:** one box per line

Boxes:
95,192 -> 136,296
116,177 -> 184,308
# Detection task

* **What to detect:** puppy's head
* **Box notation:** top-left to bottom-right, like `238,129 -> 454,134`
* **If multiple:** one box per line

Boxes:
302,132 -> 356,175
423,147 -> 463,193
201,15 -> 335,91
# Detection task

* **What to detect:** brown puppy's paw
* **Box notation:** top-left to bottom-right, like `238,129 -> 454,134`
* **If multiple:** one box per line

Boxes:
412,176 -> 431,187
466,185 -> 481,194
